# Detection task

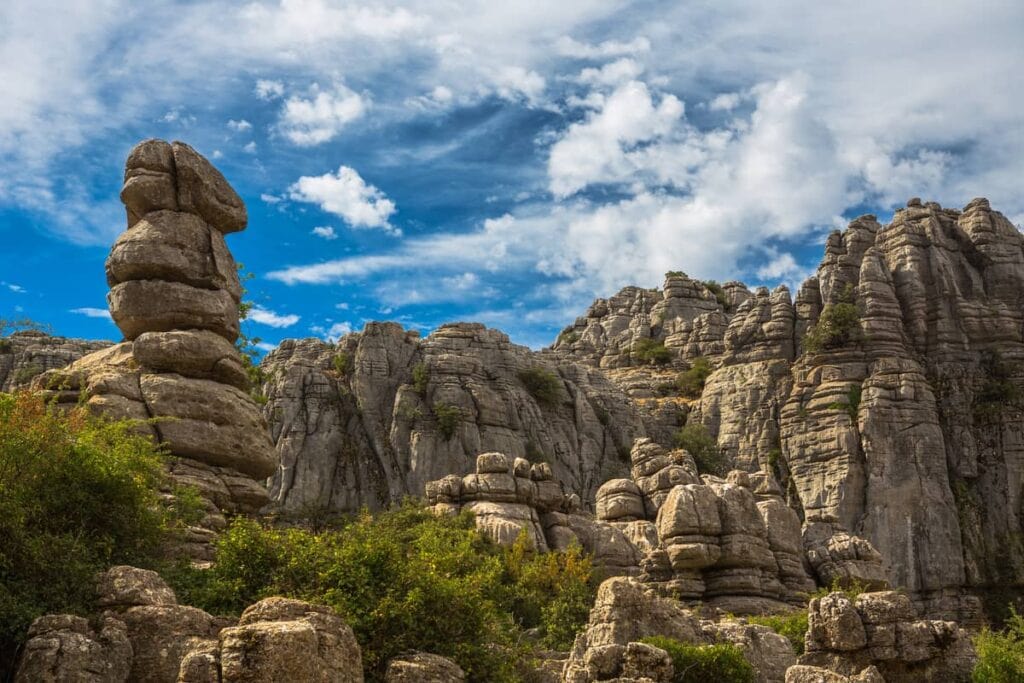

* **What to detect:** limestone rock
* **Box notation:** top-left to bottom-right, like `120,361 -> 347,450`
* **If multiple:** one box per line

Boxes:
385,652 -> 466,682
133,330 -> 249,390
171,141 -> 247,234
0,330 -> 111,392
96,566 -> 177,609
109,280 -> 239,343
14,615 -> 132,683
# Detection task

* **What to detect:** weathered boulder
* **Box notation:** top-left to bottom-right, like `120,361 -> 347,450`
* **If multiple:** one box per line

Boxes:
14,615 -> 132,683
384,652 -> 466,682
96,566 -> 177,609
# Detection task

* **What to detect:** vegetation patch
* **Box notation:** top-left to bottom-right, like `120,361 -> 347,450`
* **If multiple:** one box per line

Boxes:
557,330 -> 580,345
170,504 -> 597,682
518,366 -> 563,407
673,423 -> 728,476
973,351 -> 1023,422
746,611 -> 808,655
640,636 -> 755,683
0,392 -> 189,675
972,607 -> 1024,682
677,357 -> 713,398
433,402 -> 462,440
12,363 -> 44,386
702,280 -> 730,309
632,338 -> 672,366
803,284 -> 862,353
332,352 -> 351,376
827,384 -> 863,421
412,362 -> 429,394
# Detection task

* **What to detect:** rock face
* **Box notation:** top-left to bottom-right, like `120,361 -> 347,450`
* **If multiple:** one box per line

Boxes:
562,576 -> 795,683
261,323 -> 645,514
798,590 -> 976,682
0,330 -> 111,392
552,199 -> 1024,621
384,652 -> 466,682
34,139 -> 276,560
15,567 -> 362,683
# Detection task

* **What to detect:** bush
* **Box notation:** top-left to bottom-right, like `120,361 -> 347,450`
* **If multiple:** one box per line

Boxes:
433,402 -> 462,440
746,611 -> 808,655
803,285 -> 861,353
412,362 -> 429,394
827,384 -> 862,421
674,423 -> 728,476
557,330 -> 580,345
677,357 -> 713,398
633,338 -> 671,365
640,636 -> 755,683
0,392 -> 179,674
702,280 -> 730,309
973,608 -> 1024,682
332,352 -> 350,376
170,503 -> 597,682
518,367 -> 563,407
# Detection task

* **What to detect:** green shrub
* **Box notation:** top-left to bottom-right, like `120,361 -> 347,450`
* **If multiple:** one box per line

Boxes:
973,607 -> 1024,682
803,284 -> 861,353
412,362 -> 429,394
525,441 -> 548,463
433,402 -> 462,440
0,392 -> 179,675
665,270 -> 685,278
674,423 -> 728,476
332,352 -> 350,376
973,351 -> 1023,422
557,330 -> 580,345
0,338 -> 11,353
633,338 -> 672,365
170,503 -> 597,682
827,384 -> 862,421
702,280 -> 730,309
677,357 -> 713,398
518,367 -> 563,407
11,363 -> 43,385
747,611 -> 808,654
640,636 -> 755,683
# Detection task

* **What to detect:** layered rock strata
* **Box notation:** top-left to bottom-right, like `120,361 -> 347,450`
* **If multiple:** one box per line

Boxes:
35,140 -> 276,559
0,330 -> 111,392
262,324 -> 645,515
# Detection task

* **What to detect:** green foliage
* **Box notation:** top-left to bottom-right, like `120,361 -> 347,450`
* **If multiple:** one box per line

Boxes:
632,338 -> 672,366
518,367 -> 563,407
525,441 -> 548,464
827,385 -> 862,421
0,392 -> 179,674
332,352 -> 350,376
433,402 -> 462,440
412,362 -> 429,394
640,636 -> 755,683
0,317 -> 50,337
973,608 -> 1024,682
674,423 -> 728,476
557,330 -> 580,345
12,362 -> 43,385
803,284 -> 861,353
747,611 -> 808,655
677,357 -> 713,398
170,503 -> 597,682
235,264 -> 267,397
702,280 -> 730,309
665,270 -> 685,278
973,351 -> 1023,422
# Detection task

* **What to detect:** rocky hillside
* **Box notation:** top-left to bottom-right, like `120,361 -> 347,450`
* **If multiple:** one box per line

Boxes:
550,198 -> 1024,622
260,322 -> 645,514
0,330 -> 110,392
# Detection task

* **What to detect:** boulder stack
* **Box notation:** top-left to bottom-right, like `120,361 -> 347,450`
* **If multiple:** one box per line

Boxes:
36,139 -> 276,559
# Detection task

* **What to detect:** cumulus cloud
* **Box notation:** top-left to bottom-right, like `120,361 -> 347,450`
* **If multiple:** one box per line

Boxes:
311,225 -> 338,240
255,79 -> 285,100
310,321 -> 353,342
556,36 -> 651,59
577,58 -> 644,87
277,83 -> 368,146
227,118 -> 252,132
247,305 -> 300,328
288,166 -> 397,232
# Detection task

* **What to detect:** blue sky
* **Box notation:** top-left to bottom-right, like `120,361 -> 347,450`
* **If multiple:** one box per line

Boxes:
2,1 -> 1023,350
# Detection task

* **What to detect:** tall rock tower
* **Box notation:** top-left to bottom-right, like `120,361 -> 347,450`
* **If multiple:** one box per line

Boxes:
40,139 -> 277,560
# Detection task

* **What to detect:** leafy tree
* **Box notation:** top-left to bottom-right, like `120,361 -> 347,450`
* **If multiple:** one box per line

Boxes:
674,423 -> 728,476
0,392 -> 185,675
633,338 -> 672,365
518,367 -> 563,407
803,284 -> 861,353
433,402 -> 462,440
412,362 -> 429,394
973,607 -> 1024,682
677,357 -> 713,398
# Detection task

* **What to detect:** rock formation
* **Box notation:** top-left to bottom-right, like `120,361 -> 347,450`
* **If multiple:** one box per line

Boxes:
549,199 -> 1024,622
384,653 -> 466,682
15,567 -> 362,683
261,323 -> 645,514
0,330 -> 110,392
35,139 -> 276,560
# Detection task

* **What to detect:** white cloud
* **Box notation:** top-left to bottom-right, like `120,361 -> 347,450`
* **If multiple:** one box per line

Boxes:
255,79 -> 285,100
492,66 -> 546,103
757,253 -> 800,280
260,193 -> 282,204
3,282 -> 25,293
247,305 -> 300,328
577,58 -> 644,87
441,272 -> 480,290
228,118 -> 252,132
556,36 -> 651,59
311,225 -> 338,240
255,341 -> 278,353
288,166 -> 397,232
277,83 -> 367,146
311,321 -> 353,342
70,307 -> 112,320
709,92 -> 743,111
243,141 -> 257,154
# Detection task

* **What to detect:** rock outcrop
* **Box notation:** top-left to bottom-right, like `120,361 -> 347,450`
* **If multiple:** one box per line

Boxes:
15,567 -> 363,683
797,590 -> 976,682
34,139 -> 276,560
0,330 -> 111,392
552,199 -> 1024,621
261,324 -> 645,514
384,652 -> 466,682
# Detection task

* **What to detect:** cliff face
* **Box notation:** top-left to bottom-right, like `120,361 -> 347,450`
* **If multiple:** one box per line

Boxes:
0,331 -> 111,392
261,322 -> 646,514
549,198 -> 1024,620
